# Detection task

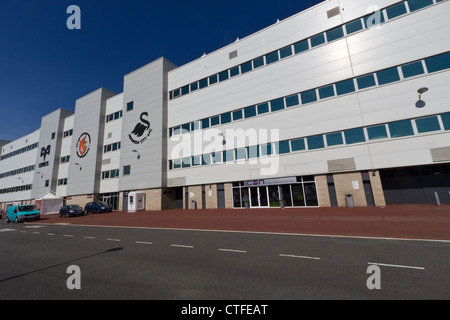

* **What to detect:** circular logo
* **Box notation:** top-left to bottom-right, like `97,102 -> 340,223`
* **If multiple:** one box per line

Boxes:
76,132 -> 91,158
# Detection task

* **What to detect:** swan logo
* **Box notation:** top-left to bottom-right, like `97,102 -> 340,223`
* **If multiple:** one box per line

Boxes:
76,132 -> 91,158
129,112 -> 152,144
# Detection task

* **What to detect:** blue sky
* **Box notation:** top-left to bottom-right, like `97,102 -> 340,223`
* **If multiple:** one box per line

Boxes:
0,0 -> 322,141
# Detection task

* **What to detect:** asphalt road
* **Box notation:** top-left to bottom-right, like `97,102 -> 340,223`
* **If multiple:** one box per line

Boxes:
1,222 -> 449,301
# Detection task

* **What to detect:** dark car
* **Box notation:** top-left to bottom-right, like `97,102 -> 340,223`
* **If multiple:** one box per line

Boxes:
84,201 -> 112,214
59,205 -> 85,218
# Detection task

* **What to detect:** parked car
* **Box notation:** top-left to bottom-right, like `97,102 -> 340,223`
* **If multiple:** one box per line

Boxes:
59,205 -> 85,218
6,205 -> 40,223
84,201 -> 112,214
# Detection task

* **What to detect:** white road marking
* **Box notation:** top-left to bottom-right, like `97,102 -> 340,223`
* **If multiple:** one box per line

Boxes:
135,241 -> 153,245
279,254 -> 321,260
83,236 -> 95,239
368,262 -> 425,270
0,228 -> 17,233
171,244 -> 194,249
64,234 -> 74,237
218,248 -> 247,253
24,225 -> 45,229
32,232 -> 41,234
107,238 -> 121,242
47,233 -> 55,236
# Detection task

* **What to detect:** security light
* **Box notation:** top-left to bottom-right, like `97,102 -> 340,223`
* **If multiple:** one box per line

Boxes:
417,87 -> 429,99
132,150 -> 141,160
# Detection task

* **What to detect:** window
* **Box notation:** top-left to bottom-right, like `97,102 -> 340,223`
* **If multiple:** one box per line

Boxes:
407,0 -> 434,12
199,78 -> 208,89
235,148 -> 246,160
191,121 -> 200,131
441,113 -> 450,130
123,165 -> 131,176
376,67 -> 400,85
223,149 -> 234,162
233,110 -> 243,121
182,157 -> 191,168
210,115 -> 220,126
345,19 -> 363,35
301,89 -> 317,104
265,51 -> 279,65
335,79 -> 356,95
181,85 -> 189,95
209,74 -> 218,85
318,85 -> 335,99
279,46 -> 293,59
127,101 -> 134,111
173,159 -> 181,169
356,74 -> 376,90
310,33 -> 326,47
247,145 -> 259,158
344,128 -> 366,144
201,118 -> 210,129
270,98 -> 285,112
275,140 -> 290,154
326,132 -> 344,146
221,112 -> 232,124
244,105 -> 257,118
230,66 -> 240,77
385,2 -> 407,19
326,26 -> 344,42
285,94 -> 300,107
260,143 -> 273,156
51,132 -> 56,140
202,154 -> 211,165
192,156 -> 201,166
415,116 -> 441,133
181,123 -> 190,133
190,82 -> 198,92
290,138 -> 306,152
388,120 -> 414,138
293,40 -> 309,54
401,61 -> 425,78
257,103 -> 269,115
307,135 -> 325,150
363,10 -> 385,28
253,57 -> 265,69
367,125 -> 388,140
241,61 -> 253,74
218,70 -> 229,82
45,180 -> 49,187
424,53 -> 450,73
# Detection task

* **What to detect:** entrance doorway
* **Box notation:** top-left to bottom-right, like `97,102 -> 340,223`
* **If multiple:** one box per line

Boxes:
249,186 -> 269,207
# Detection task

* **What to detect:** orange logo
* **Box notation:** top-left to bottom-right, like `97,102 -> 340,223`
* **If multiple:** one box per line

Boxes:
76,132 -> 91,158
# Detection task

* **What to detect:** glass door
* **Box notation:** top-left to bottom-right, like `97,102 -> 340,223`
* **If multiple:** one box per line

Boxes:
249,186 -> 269,207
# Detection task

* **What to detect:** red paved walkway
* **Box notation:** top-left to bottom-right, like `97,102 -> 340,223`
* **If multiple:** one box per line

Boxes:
32,204 -> 450,241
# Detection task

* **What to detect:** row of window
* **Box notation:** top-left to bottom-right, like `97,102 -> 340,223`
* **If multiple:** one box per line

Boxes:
102,169 -> 120,180
104,141 -> 121,153
63,129 -> 73,138
57,178 -> 68,186
169,113 -> 450,170
170,52 -> 450,136
0,143 -> 39,161
0,165 -> 35,179
60,155 -> 70,164
169,0 -> 445,100
106,110 -> 123,123
0,184 -> 32,194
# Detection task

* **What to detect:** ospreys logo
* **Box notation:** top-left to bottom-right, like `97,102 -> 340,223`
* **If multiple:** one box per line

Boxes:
129,112 -> 152,144
76,132 -> 91,158
40,145 -> 51,161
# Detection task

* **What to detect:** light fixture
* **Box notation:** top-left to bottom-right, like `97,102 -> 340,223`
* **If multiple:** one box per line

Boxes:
415,87 -> 429,108
36,171 -> 43,179
74,163 -> 82,171
132,150 -> 141,159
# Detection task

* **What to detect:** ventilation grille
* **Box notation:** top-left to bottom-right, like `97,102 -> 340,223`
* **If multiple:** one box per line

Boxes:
229,50 -> 238,60
327,6 -> 341,19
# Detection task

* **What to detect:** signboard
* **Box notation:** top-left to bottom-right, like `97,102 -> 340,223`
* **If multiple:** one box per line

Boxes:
244,177 -> 297,187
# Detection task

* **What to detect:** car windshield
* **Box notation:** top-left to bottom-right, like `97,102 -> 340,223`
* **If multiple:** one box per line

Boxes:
67,205 -> 81,209
18,205 -> 38,212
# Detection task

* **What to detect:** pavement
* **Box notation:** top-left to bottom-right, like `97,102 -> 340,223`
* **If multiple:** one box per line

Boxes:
28,204 -> 450,241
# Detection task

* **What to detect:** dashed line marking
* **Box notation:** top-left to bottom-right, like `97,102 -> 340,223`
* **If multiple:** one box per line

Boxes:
47,233 -> 55,236
64,235 -> 74,238
135,241 -> 153,245
218,248 -> 247,253
279,254 -> 321,260
32,232 -> 41,234
83,236 -> 96,240
107,238 -> 121,242
171,244 -> 194,249
368,262 -> 425,270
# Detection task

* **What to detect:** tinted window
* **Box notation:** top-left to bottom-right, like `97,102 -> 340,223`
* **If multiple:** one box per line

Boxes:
307,135 -> 325,150
221,112 -> 232,124
441,113 -> 450,130
192,156 -> 201,166
376,67 -> 400,85
209,74 -> 218,85
280,46 -> 293,59
244,105 -> 257,118
318,85 -> 335,99
367,125 -> 388,140
247,146 -> 260,158
210,116 -> 220,126
190,82 -> 198,91
211,152 -> 222,164
257,103 -> 269,115
310,33 -> 326,47
344,128 -> 366,144
201,118 -> 210,129
233,110 -> 243,121
241,61 -> 253,74
270,98 -> 285,112
401,61 -> 425,78
202,154 -> 211,165
415,116 -> 441,133
265,51 -> 279,65
335,79 -> 356,95
293,40 -> 309,54
326,132 -> 344,146
235,148 -> 246,160
218,70 -> 229,82
253,57 -> 265,69
364,10 -> 385,28
199,78 -> 208,89
285,94 -> 300,107
276,140 -> 290,154
181,85 -> 190,95
388,120 -> 414,138
326,26 -> 344,42
345,19 -> 363,35
260,143 -> 273,156
356,74 -> 376,90
407,0 -> 434,12
290,138 -> 306,151
223,150 -> 234,162
385,2 -> 407,19
182,157 -> 191,168
425,53 -> 450,73
301,89 -> 317,104
230,66 -> 240,77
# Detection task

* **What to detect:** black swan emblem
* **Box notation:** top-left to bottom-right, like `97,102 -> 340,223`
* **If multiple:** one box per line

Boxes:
131,112 -> 151,137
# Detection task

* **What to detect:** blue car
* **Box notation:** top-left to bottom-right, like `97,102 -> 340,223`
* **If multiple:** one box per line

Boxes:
59,205 -> 85,218
6,205 -> 40,223
84,201 -> 112,214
